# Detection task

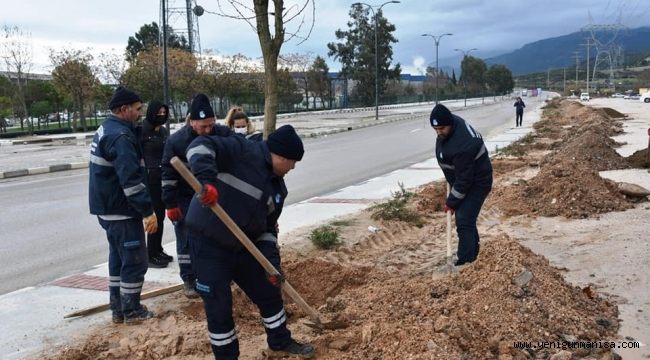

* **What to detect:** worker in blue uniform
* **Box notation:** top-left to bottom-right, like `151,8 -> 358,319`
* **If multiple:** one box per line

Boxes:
430,104 -> 493,266
89,86 -> 158,324
161,93 -> 232,298
185,124 -> 314,359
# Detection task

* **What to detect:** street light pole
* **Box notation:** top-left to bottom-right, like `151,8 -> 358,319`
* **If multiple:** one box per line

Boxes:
353,1 -> 400,120
454,48 -> 477,107
422,33 -> 452,104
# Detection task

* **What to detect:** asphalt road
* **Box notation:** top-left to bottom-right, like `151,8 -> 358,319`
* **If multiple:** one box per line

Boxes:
0,98 -> 538,295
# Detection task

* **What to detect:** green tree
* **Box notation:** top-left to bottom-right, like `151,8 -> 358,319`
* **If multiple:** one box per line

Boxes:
126,22 -> 189,62
485,64 -> 514,95
460,56 -> 487,94
276,68 -> 302,110
122,46 -> 201,117
307,55 -> 330,108
327,4 -> 401,106
50,48 -> 99,131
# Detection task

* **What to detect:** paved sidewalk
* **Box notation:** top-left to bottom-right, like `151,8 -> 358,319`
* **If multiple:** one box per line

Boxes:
0,98 -> 497,178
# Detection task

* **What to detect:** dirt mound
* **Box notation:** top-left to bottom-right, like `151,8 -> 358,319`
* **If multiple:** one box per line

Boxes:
415,181 -> 447,213
626,148 -> 650,168
547,129 -> 630,171
597,107 -> 626,119
314,236 -> 618,359
491,161 -> 632,218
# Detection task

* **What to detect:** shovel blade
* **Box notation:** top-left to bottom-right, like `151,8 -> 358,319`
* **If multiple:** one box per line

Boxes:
304,318 -> 349,331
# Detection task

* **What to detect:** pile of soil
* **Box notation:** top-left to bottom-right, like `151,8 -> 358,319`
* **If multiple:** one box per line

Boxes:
491,160 -> 632,218
626,148 -> 650,168
545,129 -> 629,171
43,234 -> 619,360
489,100 -> 636,218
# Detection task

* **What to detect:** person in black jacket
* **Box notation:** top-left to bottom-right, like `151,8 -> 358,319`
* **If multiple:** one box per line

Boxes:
430,104 -> 493,266
89,86 -> 157,324
161,94 -> 232,298
139,100 -> 171,268
514,97 -> 526,127
185,125 -> 314,360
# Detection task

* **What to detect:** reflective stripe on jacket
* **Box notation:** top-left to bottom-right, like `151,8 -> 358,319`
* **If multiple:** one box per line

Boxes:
88,115 -> 153,218
185,135 -> 287,251
435,114 -> 493,209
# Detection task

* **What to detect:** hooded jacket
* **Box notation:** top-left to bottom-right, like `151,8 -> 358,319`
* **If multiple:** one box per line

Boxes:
139,100 -> 169,185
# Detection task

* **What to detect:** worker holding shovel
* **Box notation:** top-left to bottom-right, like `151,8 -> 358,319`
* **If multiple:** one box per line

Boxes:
184,124 -> 314,359
430,104 -> 493,267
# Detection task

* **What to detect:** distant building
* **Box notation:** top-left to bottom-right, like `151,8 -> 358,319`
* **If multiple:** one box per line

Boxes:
0,71 -> 53,82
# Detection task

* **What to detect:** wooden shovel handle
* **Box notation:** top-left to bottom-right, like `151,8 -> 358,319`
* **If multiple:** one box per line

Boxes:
170,156 -> 323,324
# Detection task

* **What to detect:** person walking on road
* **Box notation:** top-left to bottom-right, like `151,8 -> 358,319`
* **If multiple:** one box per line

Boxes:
185,124 -> 314,359
514,97 -> 526,127
430,104 -> 493,266
89,86 -> 157,324
139,100 -> 172,268
161,93 -> 232,298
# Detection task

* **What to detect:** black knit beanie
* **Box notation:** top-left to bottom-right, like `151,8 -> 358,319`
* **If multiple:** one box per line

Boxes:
108,86 -> 142,110
267,125 -> 304,161
189,93 -> 215,120
430,104 -> 453,127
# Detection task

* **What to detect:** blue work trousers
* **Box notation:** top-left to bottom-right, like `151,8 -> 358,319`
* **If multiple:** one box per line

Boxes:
454,186 -> 491,265
190,233 -> 291,360
173,200 -> 195,282
99,217 -> 148,315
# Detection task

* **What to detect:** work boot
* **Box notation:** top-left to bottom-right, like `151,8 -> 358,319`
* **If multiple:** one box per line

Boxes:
149,255 -> 169,268
112,311 -> 124,324
124,305 -> 154,325
158,251 -> 173,262
183,279 -> 199,299
268,339 -> 315,359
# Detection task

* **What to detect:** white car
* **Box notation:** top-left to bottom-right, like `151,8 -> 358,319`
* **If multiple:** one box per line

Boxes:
580,93 -> 590,101
611,93 -> 625,98
641,92 -> 650,103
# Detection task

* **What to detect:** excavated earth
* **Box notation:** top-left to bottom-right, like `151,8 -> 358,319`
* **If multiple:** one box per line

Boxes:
40,99 -> 648,360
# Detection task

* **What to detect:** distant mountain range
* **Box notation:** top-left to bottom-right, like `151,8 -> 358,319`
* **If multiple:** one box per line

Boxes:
485,27 -> 650,76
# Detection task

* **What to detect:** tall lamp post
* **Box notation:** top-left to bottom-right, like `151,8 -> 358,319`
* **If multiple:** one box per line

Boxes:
353,1 -> 400,120
454,48 -> 477,107
421,33 -> 452,104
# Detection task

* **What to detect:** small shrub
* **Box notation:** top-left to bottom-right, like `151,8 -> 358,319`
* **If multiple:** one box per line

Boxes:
330,219 -> 354,227
309,225 -> 341,249
370,183 -> 424,226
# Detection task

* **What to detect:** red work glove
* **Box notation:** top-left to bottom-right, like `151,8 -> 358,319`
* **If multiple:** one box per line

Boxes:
444,205 -> 455,215
266,272 -> 284,288
199,184 -> 218,206
166,207 -> 183,222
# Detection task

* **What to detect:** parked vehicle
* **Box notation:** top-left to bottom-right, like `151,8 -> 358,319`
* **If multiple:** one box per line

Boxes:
611,93 -> 625,98
624,94 -> 640,100
580,93 -> 590,101
640,92 -> 650,103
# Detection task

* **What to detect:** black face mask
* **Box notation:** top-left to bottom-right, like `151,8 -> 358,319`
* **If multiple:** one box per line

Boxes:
153,114 -> 167,125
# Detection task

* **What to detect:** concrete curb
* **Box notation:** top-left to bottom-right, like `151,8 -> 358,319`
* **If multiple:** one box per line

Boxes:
0,162 -> 88,179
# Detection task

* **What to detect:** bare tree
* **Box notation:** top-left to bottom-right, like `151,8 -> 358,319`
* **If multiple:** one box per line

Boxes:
96,51 -> 127,85
205,0 -> 315,137
0,25 -> 33,133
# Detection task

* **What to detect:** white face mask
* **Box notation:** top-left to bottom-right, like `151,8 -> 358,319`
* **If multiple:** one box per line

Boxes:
234,127 -> 247,135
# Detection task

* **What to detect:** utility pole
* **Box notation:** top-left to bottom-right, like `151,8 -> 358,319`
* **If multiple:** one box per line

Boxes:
353,1 -> 401,120
454,48 -> 477,107
421,33 -> 453,104
581,38 -> 592,94
161,0 -> 170,127
573,51 -> 580,94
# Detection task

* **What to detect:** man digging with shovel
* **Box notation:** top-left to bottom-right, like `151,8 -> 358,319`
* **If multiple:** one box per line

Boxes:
430,104 -> 493,269
184,124 -> 314,359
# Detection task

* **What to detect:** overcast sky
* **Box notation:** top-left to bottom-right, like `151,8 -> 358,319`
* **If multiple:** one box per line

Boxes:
2,0 -> 649,75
